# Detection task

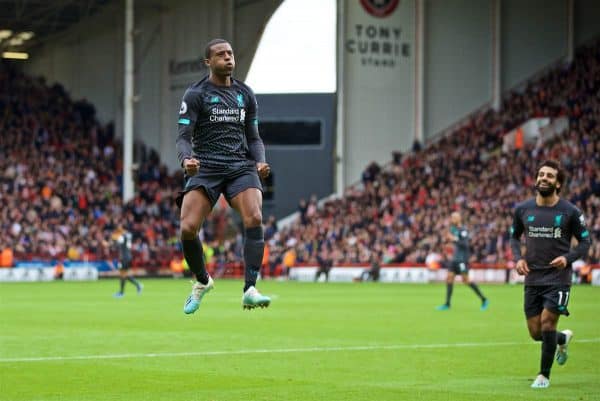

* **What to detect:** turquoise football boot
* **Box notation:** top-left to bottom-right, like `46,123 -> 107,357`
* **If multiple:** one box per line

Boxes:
556,329 -> 573,365
183,276 -> 214,314
242,286 -> 271,310
530,374 -> 550,389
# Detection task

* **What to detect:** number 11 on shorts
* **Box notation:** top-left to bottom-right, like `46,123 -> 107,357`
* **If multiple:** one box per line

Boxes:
558,290 -> 570,306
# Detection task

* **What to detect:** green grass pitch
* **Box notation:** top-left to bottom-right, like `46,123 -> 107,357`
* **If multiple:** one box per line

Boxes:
1,279 -> 599,401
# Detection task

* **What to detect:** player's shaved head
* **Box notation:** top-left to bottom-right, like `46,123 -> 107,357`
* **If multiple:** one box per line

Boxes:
205,38 -> 230,59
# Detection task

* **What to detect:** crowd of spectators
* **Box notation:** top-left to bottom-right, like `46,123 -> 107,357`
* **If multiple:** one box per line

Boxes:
262,42 -> 600,273
1,41 -> 598,275
0,64 -> 239,268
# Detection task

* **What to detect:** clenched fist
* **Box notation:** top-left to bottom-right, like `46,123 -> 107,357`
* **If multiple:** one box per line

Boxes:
183,158 -> 200,176
257,162 -> 271,179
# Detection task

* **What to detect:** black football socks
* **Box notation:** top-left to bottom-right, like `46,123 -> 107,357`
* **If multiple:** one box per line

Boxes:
444,283 -> 454,306
182,238 -> 209,284
469,282 -> 486,301
540,330 -> 558,378
243,226 -> 264,292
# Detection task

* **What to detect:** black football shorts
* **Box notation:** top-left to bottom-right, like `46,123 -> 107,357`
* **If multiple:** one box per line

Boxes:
448,261 -> 469,274
524,285 -> 571,318
176,164 -> 262,208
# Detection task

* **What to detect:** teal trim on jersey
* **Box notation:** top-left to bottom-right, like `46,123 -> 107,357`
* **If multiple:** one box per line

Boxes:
178,118 -> 190,125
554,215 -> 562,226
210,96 -> 220,103
510,226 -> 514,235
527,215 -> 535,222
252,118 -> 258,125
236,93 -> 244,107
581,230 -> 589,238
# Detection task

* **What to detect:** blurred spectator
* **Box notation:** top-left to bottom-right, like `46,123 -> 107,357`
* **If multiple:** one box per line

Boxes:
281,246 -> 297,277
362,161 -> 381,184
264,215 -> 278,240
1,246 -> 13,267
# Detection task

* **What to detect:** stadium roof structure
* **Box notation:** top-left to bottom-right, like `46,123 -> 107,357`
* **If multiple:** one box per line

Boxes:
0,0 -> 275,55
0,0 -> 114,52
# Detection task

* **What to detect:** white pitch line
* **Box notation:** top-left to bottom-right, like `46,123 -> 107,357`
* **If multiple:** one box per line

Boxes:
2,338 -> 599,363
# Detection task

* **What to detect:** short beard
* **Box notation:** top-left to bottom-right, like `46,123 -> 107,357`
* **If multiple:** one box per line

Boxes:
535,183 -> 556,197
218,66 -> 233,77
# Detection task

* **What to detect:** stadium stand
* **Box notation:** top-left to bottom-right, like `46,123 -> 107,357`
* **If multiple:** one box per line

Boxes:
0,61 -> 268,277
0,64 -> 235,273
0,41 -> 598,276
263,41 -> 600,275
